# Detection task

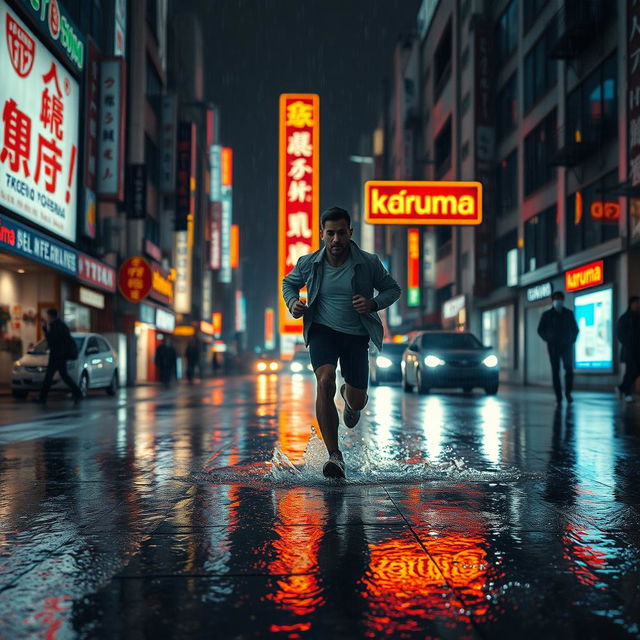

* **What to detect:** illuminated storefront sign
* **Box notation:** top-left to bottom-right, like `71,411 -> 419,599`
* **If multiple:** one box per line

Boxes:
78,252 -> 116,291
114,0 -> 126,56
219,146 -> 233,283
565,260 -> 604,293
526,282 -> 552,303
212,311 -> 222,337
590,200 -> 619,221
173,227 -> 192,312
230,224 -> 239,269
279,93 -> 320,335
0,2 -> 80,242
149,265 -> 173,305
201,270 -> 212,319
97,59 -> 126,201
0,213 -> 76,274
209,144 -> 221,202
155,307 -> 175,333
17,0 -> 85,72
199,320 -> 214,335
118,256 -> 153,302
407,228 -> 420,307
574,287 -> 613,371
235,290 -> 246,332
364,181 -> 483,225
175,121 -> 195,231
209,144 -> 222,270
264,307 -> 275,350
84,40 -> 99,222
443,294 -> 465,320
210,206 -> 221,269
79,286 -> 104,309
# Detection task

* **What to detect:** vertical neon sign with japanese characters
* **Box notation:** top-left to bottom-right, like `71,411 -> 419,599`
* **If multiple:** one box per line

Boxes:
407,227 -> 420,307
0,1 -> 79,242
219,147 -> 232,283
279,94 -> 319,335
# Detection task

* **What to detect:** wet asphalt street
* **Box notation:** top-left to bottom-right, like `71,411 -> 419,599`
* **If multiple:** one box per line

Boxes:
1,375 -> 639,640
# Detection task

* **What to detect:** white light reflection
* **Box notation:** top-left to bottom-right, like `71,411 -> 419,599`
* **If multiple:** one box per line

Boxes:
116,406 -> 128,456
423,396 -> 444,461
370,386 -> 394,454
479,397 -> 502,466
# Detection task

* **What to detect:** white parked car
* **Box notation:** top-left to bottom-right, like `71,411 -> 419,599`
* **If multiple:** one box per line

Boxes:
11,333 -> 119,399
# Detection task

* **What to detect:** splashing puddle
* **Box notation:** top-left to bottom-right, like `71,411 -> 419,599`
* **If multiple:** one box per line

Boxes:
182,427 -> 525,487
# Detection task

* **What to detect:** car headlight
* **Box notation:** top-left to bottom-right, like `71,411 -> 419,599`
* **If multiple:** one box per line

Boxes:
256,361 -> 267,372
290,362 -> 303,372
269,361 -> 279,371
483,355 -> 498,368
375,356 -> 393,368
424,355 -> 445,368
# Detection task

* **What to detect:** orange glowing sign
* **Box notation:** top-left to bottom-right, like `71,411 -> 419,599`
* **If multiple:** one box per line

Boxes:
230,224 -> 239,268
565,260 -> 604,292
264,307 -> 275,350
221,147 -> 232,187
118,256 -> 153,303
590,200 -> 620,221
278,93 -> 320,335
407,228 -> 420,307
365,180 -> 483,225
211,311 -> 222,337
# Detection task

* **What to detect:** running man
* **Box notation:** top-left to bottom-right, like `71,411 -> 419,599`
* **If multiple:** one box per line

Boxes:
282,207 -> 401,478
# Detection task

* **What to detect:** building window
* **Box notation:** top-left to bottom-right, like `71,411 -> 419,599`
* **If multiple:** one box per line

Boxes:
435,118 -> 452,178
524,109 -> 557,196
566,171 -> 620,256
523,25 -> 558,111
566,54 -> 617,150
495,0 -> 518,66
524,205 -> 557,272
523,0 -> 549,32
493,230 -> 518,289
434,21 -> 452,97
496,150 -> 518,216
496,73 -> 518,140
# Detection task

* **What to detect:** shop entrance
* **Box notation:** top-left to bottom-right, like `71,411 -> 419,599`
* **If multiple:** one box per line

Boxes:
525,305 -> 551,386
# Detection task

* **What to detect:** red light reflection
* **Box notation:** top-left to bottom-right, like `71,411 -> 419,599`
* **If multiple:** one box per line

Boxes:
562,524 -> 607,589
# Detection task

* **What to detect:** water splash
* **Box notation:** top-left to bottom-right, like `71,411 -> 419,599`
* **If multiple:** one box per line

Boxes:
187,426 -> 523,486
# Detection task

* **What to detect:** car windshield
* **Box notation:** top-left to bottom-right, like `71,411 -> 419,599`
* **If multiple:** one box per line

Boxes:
380,343 -> 406,355
420,333 -> 483,350
28,337 -> 84,354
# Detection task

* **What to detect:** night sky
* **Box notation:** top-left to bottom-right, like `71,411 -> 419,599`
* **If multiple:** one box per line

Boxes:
188,0 -> 421,348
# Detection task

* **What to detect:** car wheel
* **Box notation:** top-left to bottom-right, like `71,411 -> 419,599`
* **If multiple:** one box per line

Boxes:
484,383 -> 499,395
106,370 -> 118,396
402,373 -> 413,393
416,367 -> 430,395
11,389 -> 28,399
79,372 -> 89,398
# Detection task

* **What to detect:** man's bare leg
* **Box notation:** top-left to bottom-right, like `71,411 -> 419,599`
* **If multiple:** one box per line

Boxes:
315,364 -> 339,453
344,383 -> 367,411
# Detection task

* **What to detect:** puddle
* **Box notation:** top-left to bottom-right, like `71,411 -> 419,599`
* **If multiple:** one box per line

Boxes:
186,427 -> 525,487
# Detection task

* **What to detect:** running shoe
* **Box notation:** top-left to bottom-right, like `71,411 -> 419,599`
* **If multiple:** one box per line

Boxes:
340,383 -> 364,429
323,452 -> 345,479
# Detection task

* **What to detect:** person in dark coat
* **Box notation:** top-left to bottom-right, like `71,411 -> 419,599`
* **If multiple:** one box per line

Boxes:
155,336 -> 177,388
37,308 -> 83,405
185,337 -> 200,384
537,291 -> 579,403
616,296 -> 640,403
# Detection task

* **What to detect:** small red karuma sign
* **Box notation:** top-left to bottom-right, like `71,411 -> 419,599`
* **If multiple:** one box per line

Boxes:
364,181 -> 483,225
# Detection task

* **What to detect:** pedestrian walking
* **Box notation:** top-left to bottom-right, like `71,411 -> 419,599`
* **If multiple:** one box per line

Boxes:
282,206 -> 401,478
37,308 -> 82,405
155,337 -> 177,388
185,337 -> 200,384
537,291 -> 579,404
616,296 -> 640,403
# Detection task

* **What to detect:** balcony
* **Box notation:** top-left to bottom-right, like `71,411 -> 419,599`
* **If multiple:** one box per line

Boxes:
549,1 -> 615,60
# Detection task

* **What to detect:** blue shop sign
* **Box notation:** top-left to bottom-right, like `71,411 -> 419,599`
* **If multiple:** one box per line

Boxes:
0,213 -> 77,275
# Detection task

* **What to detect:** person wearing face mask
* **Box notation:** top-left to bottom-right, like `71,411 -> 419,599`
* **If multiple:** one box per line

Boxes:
537,291 -> 579,403
616,296 -> 640,403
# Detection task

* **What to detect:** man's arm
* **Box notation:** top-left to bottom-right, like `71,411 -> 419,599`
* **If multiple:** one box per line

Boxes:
282,257 -> 307,314
570,311 -> 579,343
537,312 -> 549,342
371,256 -> 401,311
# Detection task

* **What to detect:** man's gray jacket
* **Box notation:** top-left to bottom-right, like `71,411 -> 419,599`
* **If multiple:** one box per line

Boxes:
281,240 -> 401,351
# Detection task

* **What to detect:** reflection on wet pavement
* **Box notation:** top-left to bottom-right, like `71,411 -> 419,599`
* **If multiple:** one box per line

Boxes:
0,376 -> 639,638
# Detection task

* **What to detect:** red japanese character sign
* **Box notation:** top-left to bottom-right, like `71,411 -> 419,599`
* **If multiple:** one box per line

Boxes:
118,256 -> 153,303
0,2 -> 79,242
278,94 -> 319,335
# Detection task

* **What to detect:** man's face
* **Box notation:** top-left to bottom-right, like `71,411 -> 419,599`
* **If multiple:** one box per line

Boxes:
321,219 -> 352,258
631,300 -> 640,313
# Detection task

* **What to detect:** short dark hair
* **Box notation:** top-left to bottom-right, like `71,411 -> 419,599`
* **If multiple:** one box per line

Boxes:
629,296 -> 640,306
320,206 -> 350,229
551,291 -> 565,301
46,308 -> 58,319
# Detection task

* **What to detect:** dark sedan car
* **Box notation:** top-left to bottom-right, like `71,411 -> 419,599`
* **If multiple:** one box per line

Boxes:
401,331 -> 499,395
369,341 -> 406,386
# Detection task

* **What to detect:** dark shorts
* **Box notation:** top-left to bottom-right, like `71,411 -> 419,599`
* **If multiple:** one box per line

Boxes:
308,323 -> 370,390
